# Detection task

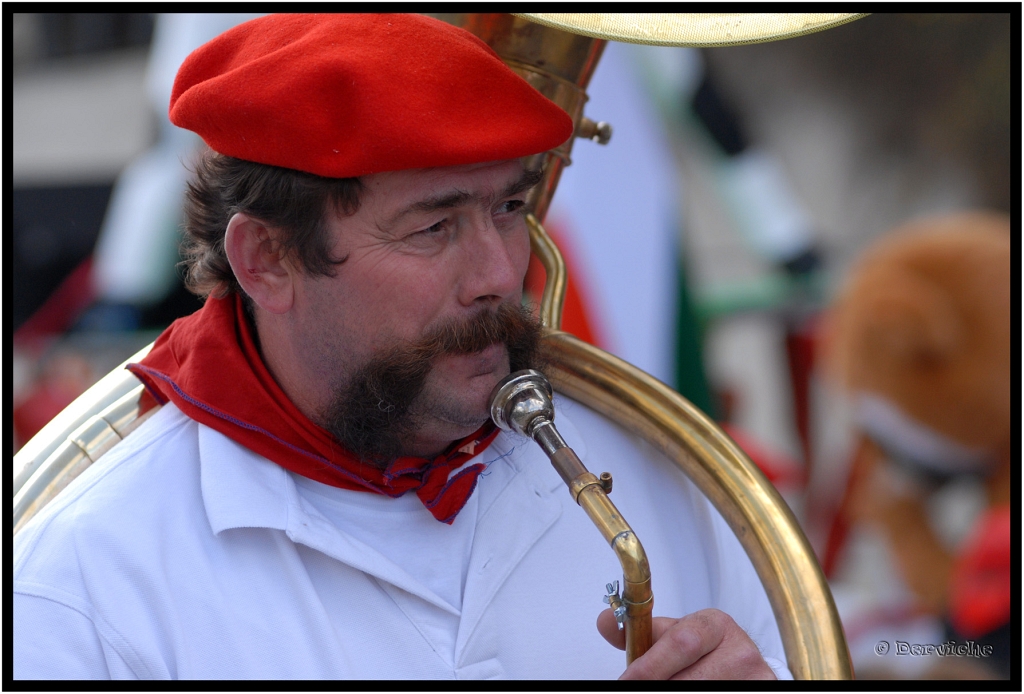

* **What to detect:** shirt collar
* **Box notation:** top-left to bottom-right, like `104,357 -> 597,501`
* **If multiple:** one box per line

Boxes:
196,393 -> 586,535
198,421 -> 296,535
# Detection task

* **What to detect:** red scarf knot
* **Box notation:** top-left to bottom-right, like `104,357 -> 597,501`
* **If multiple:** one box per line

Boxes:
128,294 -> 499,523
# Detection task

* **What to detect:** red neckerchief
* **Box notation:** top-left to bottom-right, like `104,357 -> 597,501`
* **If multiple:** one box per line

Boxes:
128,294 -> 499,524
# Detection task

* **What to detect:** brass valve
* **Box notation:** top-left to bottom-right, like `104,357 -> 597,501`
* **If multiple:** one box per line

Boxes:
577,117 -> 612,145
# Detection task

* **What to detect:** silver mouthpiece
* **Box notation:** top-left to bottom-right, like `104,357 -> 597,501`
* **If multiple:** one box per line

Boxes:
488,369 -> 555,438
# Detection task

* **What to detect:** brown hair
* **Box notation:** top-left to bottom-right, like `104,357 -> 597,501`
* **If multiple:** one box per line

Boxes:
180,152 -> 363,298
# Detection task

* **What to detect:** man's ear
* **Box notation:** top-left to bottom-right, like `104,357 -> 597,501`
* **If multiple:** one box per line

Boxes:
224,212 -> 296,314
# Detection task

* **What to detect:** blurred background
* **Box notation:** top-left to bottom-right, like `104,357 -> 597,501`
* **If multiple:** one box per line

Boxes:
11,12 -> 1012,680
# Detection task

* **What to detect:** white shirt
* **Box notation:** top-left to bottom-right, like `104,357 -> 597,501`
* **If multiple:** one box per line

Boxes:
290,472 -> 479,613
14,397 -> 791,680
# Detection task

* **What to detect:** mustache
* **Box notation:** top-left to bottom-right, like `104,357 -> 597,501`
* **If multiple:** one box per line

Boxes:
412,302 -> 541,360
320,302 -> 543,466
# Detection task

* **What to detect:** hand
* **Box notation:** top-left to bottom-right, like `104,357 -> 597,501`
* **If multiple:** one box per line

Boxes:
597,607 -> 777,680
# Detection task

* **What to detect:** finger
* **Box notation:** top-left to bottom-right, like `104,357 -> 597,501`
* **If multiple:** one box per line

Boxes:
674,653 -> 777,681
673,629 -> 777,681
620,610 -> 727,680
597,612 -> 680,651
596,609 -> 625,650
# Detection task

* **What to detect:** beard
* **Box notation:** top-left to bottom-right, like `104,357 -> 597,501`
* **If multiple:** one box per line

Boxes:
320,303 -> 542,467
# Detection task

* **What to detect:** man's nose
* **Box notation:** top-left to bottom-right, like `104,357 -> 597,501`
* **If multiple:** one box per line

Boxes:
458,218 -> 526,307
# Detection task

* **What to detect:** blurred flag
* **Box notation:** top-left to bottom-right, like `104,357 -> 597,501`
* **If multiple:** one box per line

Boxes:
540,41 -> 709,407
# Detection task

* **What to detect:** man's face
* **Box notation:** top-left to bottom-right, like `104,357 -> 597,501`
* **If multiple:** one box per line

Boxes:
292,159 -> 540,461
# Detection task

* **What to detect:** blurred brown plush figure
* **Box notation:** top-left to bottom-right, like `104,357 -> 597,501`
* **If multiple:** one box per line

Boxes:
822,211 -> 1011,678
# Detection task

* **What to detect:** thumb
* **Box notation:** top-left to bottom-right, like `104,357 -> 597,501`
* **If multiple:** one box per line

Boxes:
598,612 -> 682,651
596,608 -> 626,650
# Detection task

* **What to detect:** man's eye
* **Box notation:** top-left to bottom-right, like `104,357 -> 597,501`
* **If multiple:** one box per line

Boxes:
415,220 -> 446,235
497,199 -> 526,215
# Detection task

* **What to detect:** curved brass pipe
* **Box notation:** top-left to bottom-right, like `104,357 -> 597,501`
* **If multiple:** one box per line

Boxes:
13,344 -> 158,536
13,380 -> 159,536
528,213 -> 850,678
526,213 -> 566,331
524,214 -> 653,662
538,331 -> 852,679
13,343 -> 155,497
489,368 -> 653,663
572,472 -> 654,663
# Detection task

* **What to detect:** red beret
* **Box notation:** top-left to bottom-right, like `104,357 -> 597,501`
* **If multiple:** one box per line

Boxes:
169,14 -> 573,178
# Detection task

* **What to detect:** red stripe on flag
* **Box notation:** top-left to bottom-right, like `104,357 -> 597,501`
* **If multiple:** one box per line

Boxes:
14,257 -> 96,348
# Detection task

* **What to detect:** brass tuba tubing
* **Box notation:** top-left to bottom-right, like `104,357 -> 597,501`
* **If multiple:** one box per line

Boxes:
489,369 -> 654,664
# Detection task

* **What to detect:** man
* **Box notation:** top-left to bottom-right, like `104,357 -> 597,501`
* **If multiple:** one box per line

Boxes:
14,14 -> 787,680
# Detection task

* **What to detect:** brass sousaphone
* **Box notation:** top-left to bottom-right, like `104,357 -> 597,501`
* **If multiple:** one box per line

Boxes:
13,13 -> 864,679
